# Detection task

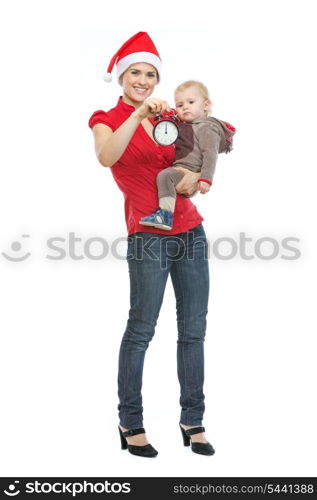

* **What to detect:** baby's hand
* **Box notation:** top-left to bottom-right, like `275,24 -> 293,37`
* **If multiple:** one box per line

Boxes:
198,181 -> 211,194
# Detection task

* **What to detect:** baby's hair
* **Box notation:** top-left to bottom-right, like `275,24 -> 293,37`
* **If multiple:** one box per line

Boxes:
174,80 -> 212,114
174,80 -> 209,99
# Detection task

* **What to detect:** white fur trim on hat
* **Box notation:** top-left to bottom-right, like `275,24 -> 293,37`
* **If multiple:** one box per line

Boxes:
116,51 -> 162,80
103,72 -> 112,82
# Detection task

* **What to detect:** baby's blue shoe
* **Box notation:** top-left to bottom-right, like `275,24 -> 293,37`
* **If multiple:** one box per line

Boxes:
140,208 -> 173,231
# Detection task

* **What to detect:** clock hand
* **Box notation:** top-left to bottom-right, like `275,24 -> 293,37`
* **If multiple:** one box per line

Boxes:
165,123 -> 167,134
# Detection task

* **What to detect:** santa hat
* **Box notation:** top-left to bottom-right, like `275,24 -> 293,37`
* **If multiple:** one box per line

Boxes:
103,31 -> 162,82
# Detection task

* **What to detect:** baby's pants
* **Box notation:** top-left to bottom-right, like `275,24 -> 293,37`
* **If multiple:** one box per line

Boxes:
156,167 -> 186,199
157,166 -> 197,212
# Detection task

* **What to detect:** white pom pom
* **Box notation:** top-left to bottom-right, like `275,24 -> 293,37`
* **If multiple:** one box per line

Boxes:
103,72 -> 112,82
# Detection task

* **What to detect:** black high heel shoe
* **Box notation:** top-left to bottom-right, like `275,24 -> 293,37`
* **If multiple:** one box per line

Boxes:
118,426 -> 158,458
179,424 -> 215,456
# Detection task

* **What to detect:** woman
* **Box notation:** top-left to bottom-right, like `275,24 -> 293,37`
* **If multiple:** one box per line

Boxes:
88,32 -> 215,457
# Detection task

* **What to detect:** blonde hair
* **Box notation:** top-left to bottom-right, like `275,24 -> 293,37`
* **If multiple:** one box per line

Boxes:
174,80 -> 212,114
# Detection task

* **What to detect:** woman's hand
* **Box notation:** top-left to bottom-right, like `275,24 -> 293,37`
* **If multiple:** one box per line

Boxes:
175,168 -> 200,197
132,98 -> 170,120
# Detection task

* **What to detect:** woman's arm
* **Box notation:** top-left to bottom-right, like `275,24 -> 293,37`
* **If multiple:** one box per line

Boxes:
174,167 -> 200,196
92,113 -> 142,167
92,98 -> 170,167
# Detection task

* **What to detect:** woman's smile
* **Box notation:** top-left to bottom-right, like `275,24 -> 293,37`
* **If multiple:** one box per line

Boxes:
133,87 -> 148,94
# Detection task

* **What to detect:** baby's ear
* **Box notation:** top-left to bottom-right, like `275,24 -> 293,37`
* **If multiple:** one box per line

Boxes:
205,99 -> 212,112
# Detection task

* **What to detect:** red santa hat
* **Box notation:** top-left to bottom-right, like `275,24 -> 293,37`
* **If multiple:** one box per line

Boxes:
103,31 -> 162,83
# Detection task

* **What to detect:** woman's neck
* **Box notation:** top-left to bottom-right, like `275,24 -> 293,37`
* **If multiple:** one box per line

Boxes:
122,94 -> 142,109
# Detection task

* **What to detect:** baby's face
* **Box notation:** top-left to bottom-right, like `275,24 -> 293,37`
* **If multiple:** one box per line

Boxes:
175,86 -> 210,122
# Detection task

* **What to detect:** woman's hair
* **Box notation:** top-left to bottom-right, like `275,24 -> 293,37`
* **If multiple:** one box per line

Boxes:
174,80 -> 212,113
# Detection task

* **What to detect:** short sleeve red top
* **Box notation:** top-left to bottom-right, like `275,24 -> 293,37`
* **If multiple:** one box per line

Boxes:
88,97 -> 203,235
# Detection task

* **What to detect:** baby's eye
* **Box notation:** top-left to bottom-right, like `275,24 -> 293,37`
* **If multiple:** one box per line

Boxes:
189,100 -> 194,104
176,104 -> 183,108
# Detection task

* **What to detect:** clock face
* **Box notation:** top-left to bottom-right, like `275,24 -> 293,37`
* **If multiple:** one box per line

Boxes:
153,120 -> 179,146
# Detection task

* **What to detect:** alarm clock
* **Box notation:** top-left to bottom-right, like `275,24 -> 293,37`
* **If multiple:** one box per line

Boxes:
152,110 -> 180,146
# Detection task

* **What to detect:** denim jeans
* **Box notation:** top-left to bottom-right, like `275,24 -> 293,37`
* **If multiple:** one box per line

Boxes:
118,223 -> 209,428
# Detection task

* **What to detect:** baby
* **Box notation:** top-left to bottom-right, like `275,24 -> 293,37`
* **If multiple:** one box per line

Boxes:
139,80 -> 236,230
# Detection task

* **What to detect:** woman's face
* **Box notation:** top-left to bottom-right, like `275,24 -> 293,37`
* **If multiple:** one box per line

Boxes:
121,62 -> 158,106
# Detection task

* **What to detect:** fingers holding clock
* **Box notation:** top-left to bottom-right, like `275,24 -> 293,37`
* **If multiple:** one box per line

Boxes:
134,98 -> 170,119
147,98 -> 170,115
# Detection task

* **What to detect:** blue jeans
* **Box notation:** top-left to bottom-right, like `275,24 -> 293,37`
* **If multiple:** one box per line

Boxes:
118,223 -> 209,428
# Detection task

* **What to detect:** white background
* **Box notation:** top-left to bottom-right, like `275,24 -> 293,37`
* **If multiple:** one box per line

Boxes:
1,0 -> 317,477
